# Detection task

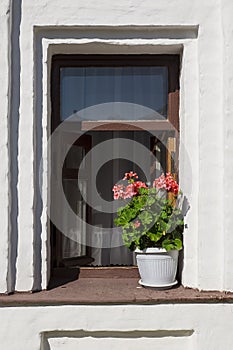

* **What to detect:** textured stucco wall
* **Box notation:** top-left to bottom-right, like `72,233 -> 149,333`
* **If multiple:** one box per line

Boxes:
0,304 -> 233,349
0,0 -> 11,293
0,0 -> 233,293
1,0 -> 233,349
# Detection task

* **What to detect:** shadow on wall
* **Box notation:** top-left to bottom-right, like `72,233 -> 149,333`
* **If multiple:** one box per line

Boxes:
40,329 -> 194,350
7,0 -> 22,293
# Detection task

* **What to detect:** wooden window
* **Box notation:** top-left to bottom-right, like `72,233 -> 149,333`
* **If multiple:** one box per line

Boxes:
52,54 -> 180,131
50,54 -> 180,272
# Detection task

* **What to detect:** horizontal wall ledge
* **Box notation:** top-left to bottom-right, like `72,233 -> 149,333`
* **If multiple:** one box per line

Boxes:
1,271 -> 233,306
34,25 -> 199,40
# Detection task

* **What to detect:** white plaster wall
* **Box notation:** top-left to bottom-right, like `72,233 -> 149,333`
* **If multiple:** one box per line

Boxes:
1,0 -> 233,292
0,304 -> 233,349
2,3 -> 233,348
222,0 -> 233,292
0,0 -> 11,293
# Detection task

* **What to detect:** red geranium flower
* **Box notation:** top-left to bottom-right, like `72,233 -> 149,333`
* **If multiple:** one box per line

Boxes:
153,173 -> 179,195
123,171 -> 138,180
134,220 -> 141,228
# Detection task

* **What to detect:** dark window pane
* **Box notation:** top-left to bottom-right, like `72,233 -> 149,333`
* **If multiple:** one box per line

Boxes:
60,66 -> 168,121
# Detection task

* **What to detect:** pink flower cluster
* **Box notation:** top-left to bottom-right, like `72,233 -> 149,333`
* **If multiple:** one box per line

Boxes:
113,171 -> 179,200
112,172 -> 148,200
123,171 -> 138,180
134,220 -> 141,228
153,173 -> 179,195
112,184 -> 125,200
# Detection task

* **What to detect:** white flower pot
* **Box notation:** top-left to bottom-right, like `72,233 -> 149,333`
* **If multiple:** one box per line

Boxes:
135,248 -> 179,288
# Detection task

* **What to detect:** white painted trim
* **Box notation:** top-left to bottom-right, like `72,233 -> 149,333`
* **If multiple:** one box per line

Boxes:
14,21 -> 228,291
179,40 -> 199,288
36,30 -> 199,290
222,0 -> 233,291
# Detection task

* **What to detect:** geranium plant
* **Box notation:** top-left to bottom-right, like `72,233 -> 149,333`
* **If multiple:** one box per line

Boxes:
113,171 -> 184,251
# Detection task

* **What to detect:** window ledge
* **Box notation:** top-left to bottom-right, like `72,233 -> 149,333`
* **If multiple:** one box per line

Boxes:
1,267 -> 233,306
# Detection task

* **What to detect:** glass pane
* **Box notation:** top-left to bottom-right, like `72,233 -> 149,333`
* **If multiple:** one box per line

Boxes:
65,145 -> 85,169
60,66 -> 168,121
62,178 -> 87,258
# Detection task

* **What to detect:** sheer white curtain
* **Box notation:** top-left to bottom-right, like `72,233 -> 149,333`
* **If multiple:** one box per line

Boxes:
60,66 -> 168,121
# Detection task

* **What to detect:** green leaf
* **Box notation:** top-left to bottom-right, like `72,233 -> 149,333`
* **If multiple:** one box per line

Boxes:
173,238 -> 183,250
138,211 -> 153,225
147,231 -> 163,243
162,238 -> 183,251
